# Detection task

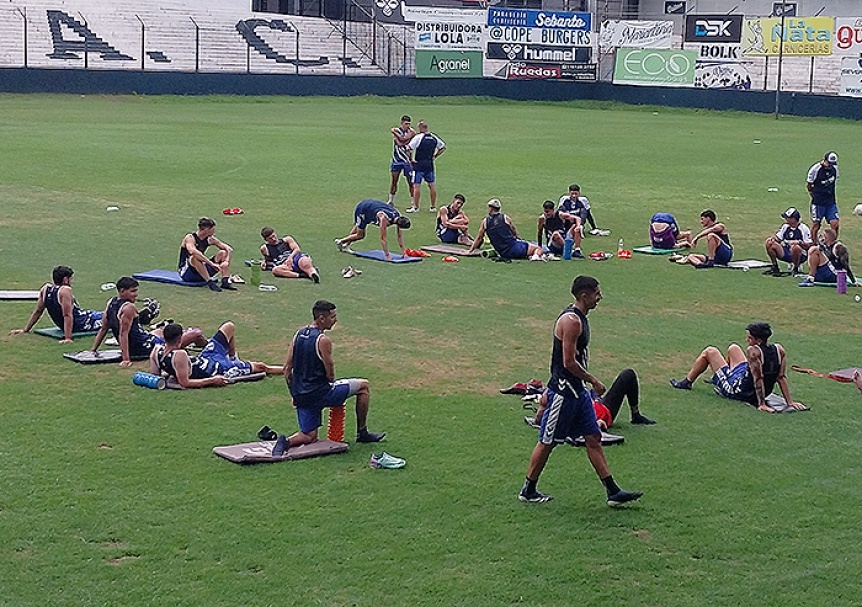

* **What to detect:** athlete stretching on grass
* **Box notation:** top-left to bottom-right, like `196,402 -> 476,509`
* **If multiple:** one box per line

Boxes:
519,275 -> 643,505
272,299 -> 385,456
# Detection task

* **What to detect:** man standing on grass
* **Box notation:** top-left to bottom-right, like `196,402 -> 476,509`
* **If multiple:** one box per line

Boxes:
388,115 -> 416,205
519,275 -> 643,505
273,299 -> 385,456
407,120 -> 445,213
807,151 -> 839,243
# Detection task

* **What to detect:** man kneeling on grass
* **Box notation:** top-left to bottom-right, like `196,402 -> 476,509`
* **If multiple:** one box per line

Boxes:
150,321 -> 282,388
273,299 -> 385,456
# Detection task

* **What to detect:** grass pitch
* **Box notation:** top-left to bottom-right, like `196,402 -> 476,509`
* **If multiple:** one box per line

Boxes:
2,94 -> 862,606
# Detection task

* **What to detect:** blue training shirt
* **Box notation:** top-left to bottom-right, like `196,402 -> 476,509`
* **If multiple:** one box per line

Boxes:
354,199 -> 401,230
290,326 -> 331,406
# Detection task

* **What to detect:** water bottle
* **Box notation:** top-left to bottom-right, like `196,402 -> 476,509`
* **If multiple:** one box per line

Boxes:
133,372 -> 166,390
617,238 -> 624,256
837,269 -> 847,294
251,263 -> 261,287
563,235 -> 574,260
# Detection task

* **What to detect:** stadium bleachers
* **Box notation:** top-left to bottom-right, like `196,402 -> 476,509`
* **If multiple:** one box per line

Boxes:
0,0 -> 391,75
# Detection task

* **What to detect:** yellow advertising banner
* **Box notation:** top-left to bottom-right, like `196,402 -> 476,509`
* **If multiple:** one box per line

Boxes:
742,17 -> 834,56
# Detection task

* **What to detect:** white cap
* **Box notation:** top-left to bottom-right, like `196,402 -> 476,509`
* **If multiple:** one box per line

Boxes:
826,151 -> 838,165
487,198 -> 501,209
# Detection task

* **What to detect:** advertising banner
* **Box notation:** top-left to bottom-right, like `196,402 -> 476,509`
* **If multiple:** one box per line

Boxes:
741,17 -> 834,57
599,20 -> 673,49
415,50 -> 483,77
695,62 -> 752,90
487,8 -> 591,31
684,14 -> 743,44
835,18 -> 862,55
665,1 -> 685,15
486,26 -> 592,47
486,42 -> 590,63
492,61 -> 597,81
613,48 -> 696,87
416,22 -> 483,50
404,6 -> 486,24
840,56 -> 862,97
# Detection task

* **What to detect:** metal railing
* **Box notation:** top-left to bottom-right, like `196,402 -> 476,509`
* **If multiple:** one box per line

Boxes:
326,0 -> 413,75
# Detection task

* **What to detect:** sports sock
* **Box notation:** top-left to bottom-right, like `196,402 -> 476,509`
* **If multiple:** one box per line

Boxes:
523,477 -> 537,494
601,475 -> 621,497
388,193 -> 395,204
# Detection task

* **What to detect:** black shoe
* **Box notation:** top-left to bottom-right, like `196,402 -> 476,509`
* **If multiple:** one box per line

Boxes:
762,267 -> 780,276
311,271 -> 320,284
271,434 -> 289,456
519,487 -> 553,503
572,250 -> 585,259
670,378 -> 692,390
221,280 -> 237,291
631,413 -> 656,425
694,260 -> 714,269
356,428 -> 386,443
607,489 -> 643,506
258,425 -> 278,441
207,280 -> 222,292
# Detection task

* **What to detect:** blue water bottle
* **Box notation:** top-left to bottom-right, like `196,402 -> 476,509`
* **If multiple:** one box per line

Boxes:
563,235 -> 574,260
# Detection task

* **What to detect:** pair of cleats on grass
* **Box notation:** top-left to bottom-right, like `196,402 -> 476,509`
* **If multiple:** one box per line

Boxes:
519,485 -> 643,505
207,277 -> 238,292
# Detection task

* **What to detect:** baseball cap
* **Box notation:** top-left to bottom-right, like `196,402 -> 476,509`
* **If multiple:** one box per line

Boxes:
825,151 -> 838,165
487,198 -> 501,209
781,207 -> 800,220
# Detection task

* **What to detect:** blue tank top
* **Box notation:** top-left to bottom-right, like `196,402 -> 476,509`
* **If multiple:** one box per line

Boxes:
106,297 -> 155,357
44,284 -> 90,331
155,345 -> 214,380
264,240 -> 293,265
356,199 -> 400,229
550,305 -> 589,397
289,326 -> 331,406
485,213 -> 516,256
543,212 -> 567,240
178,232 -> 210,269
738,344 -> 780,404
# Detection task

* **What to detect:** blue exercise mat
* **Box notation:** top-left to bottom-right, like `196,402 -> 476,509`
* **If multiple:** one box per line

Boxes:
351,250 -> 422,263
133,269 -> 207,287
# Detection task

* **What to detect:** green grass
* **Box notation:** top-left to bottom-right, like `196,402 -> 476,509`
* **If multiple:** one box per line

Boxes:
2,93 -> 862,606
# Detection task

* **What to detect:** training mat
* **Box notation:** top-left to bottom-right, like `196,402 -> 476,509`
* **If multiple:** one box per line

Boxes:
0,290 -> 40,300
35,327 -> 99,339
420,244 -> 483,257
132,269 -> 207,286
804,279 -> 862,287
792,365 -> 860,383
571,432 -> 626,446
723,260 -> 772,270
633,246 -> 683,255
63,350 -> 149,364
762,393 -> 810,412
164,372 -> 267,389
351,250 -> 422,263
213,439 -> 349,463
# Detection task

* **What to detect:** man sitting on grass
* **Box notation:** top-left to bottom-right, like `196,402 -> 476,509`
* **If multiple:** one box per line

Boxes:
179,217 -> 237,292
764,207 -> 812,277
10,265 -> 103,344
150,321 -> 283,388
799,228 -> 856,287
260,227 -> 320,283
649,212 -> 691,250
673,209 -> 733,268
467,198 -> 545,260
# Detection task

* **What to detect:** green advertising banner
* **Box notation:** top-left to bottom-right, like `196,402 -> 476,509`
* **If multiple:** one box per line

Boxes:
415,50 -> 483,78
613,48 -> 696,87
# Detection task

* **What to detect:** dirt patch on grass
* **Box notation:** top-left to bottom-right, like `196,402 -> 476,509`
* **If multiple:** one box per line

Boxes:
107,554 -> 140,566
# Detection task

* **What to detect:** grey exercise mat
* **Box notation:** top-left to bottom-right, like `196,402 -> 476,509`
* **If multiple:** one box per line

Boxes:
213,439 -> 349,463
762,393 -> 810,413
164,372 -> 267,389
63,350 -> 149,364
0,290 -> 40,300
35,327 -> 99,339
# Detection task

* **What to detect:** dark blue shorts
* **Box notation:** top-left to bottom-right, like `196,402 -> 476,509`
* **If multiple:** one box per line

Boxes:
295,379 -> 361,434
539,388 -> 601,445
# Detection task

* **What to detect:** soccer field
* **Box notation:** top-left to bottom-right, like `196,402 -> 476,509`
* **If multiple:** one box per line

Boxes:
2,93 -> 862,606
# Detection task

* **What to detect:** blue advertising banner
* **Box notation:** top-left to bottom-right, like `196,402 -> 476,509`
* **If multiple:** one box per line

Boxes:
487,8 -> 591,31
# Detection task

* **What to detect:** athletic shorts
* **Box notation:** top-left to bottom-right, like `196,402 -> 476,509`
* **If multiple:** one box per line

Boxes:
501,240 -> 529,260
811,202 -> 839,224
779,244 -> 807,264
277,253 -> 310,276
546,240 -> 564,256
539,388 -> 601,445
129,333 -> 163,359
390,160 -> 413,177
412,169 -> 435,185
179,259 -> 219,283
813,264 -> 837,283
73,310 -> 103,332
437,227 -> 459,244
714,241 -> 733,265
197,330 -> 252,376
711,362 -> 754,403
295,378 -> 363,434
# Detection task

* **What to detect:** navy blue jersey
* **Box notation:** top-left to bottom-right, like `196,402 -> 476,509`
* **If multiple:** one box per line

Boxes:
485,213 -> 517,256
542,212 -> 567,240
178,232 -> 210,269
550,305 -> 589,397
808,162 -> 838,205
289,326 -> 331,406
106,297 -> 156,356
264,239 -> 293,265
155,346 -> 214,380
410,133 -> 444,173
737,344 -> 780,404
44,284 -> 92,331
436,205 -> 460,237
354,199 -> 400,230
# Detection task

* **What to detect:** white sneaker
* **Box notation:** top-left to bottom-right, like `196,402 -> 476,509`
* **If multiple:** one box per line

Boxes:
405,207 -> 419,213
228,274 -> 245,284
429,207 -> 436,212
341,267 -> 356,278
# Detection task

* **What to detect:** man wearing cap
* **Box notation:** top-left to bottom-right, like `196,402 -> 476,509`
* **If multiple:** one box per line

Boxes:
764,207 -> 813,276
335,198 -> 411,261
807,151 -> 840,243
467,199 -> 545,260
